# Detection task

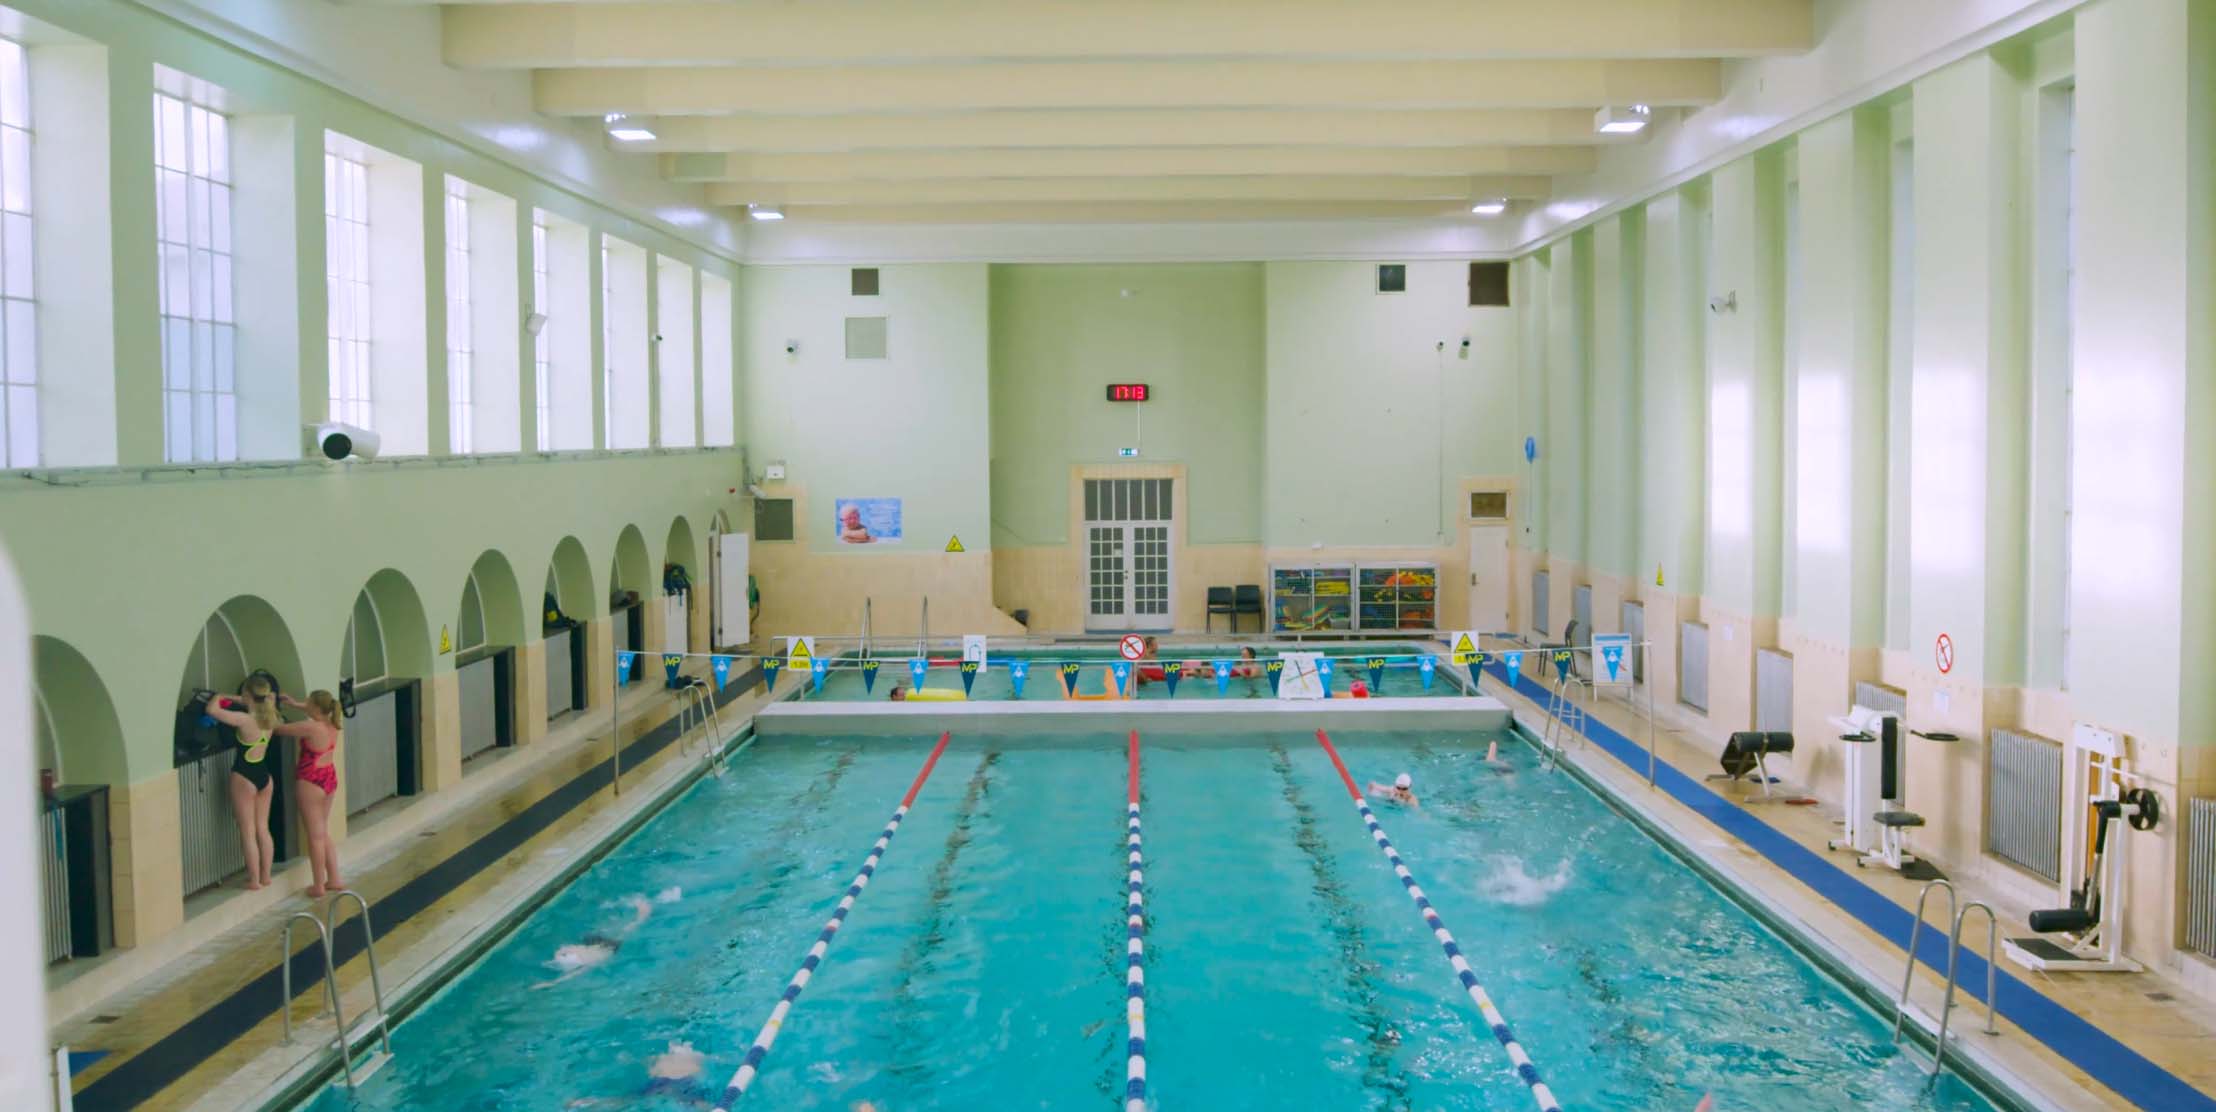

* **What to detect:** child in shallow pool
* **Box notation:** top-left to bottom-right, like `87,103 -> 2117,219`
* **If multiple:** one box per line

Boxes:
1365,772 -> 1419,808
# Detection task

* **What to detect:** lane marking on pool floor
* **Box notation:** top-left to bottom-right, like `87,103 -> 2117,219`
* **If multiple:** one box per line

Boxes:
1124,729 -> 1149,1112
1482,660 -> 2216,1112
712,730 -> 953,1110
1311,728 -> 1564,1112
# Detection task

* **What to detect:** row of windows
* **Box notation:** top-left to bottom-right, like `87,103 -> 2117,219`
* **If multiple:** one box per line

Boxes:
0,38 -> 737,471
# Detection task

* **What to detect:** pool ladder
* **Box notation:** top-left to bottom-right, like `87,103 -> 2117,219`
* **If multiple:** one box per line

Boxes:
1892,879 -> 1999,1079
1540,667 -> 1589,770
674,681 -> 723,760
279,891 -> 394,1088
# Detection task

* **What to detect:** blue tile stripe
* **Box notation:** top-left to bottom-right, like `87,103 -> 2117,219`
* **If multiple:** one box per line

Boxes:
1313,729 -> 1563,1112
1124,729 -> 1149,1112
1483,660 -> 2216,1112
711,731 -> 953,1111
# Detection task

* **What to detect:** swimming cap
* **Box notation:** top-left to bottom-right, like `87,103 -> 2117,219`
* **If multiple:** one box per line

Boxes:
1394,773 -> 1412,790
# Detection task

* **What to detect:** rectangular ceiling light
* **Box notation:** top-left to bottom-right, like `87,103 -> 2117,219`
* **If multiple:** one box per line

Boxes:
1594,104 -> 1651,135
1469,199 -> 1508,216
603,113 -> 656,142
748,204 -> 785,221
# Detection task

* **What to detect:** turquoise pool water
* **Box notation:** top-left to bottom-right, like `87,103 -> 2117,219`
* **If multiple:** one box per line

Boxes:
794,644 -> 1467,702
301,728 -> 1999,1111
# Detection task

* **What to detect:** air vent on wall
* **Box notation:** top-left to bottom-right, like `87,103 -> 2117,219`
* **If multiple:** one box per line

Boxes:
1469,262 -> 1510,307
851,267 -> 880,296
1376,264 -> 1406,294
754,498 -> 795,541
844,316 -> 888,359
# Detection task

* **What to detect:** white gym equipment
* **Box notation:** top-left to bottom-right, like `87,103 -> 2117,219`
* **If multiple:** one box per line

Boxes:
2001,724 -> 2160,974
1826,705 -> 1924,870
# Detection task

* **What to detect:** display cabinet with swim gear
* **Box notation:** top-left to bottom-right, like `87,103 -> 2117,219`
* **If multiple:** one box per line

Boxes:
1269,565 -> 1353,632
1356,563 -> 1438,632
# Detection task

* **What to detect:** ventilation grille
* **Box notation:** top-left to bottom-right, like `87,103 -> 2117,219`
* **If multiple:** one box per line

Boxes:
1755,648 -> 1793,733
1376,263 -> 1406,293
844,316 -> 888,359
2190,797 -> 2216,959
1571,584 -> 1593,634
1468,490 -> 1508,520
1678,621 -> 1710,712
1469,261 -> 1510,307
1619,601 -> 1646,683
1853,680 -> 1907,718
1083,478 -> 1172,523
754,497 -> 795,541
851,267 -> 880,296
1987,728 -> 2063,881
41,807 -> 68,964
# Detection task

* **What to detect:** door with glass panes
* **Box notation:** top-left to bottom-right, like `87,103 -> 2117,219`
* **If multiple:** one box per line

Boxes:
1083,478 -> 1173,632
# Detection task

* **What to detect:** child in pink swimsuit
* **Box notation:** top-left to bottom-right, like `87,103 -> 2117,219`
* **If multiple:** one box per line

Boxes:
278,690 -> 346,897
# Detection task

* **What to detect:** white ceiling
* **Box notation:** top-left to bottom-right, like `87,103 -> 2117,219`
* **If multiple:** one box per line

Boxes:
354,0 -> 1817,226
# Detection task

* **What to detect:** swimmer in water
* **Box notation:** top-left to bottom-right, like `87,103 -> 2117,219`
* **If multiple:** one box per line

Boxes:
566,1040 -> 714,1108
534,891 -> 663,988
1483,740 -> 1515,773
1365,772 -> 1419,808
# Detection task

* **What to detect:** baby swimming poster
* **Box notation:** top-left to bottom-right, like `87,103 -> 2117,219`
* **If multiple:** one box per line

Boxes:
834,498 -> 902,545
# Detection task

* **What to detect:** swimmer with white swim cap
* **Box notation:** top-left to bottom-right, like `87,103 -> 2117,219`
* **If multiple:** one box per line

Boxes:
535,891 -> 672,989
1365,772 -> 1420,808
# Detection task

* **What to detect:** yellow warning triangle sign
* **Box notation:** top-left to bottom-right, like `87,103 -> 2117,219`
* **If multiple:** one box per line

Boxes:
1655,563 -> 1665,587
438,625 -> 453,654
945,535 -> 966,553
786,639 -> 813,668
1451,631 -> 1478,664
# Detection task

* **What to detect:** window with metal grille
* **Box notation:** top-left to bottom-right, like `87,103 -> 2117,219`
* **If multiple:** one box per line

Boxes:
754,497 -> 795,541
1082,478 -> 1173,523
1375,264 -> 1405,294
324,137 -> 372,429
1468,261 -> 1509,307
444,176 -> 474,453
155,82 -> 236,464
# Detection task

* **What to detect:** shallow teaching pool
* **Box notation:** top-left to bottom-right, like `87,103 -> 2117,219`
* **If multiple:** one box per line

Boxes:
798,643 -> 1463,702
301,727 -> 2001,1111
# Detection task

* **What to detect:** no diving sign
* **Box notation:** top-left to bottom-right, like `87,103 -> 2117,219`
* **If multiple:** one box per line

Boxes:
1935,632 -> 1955,675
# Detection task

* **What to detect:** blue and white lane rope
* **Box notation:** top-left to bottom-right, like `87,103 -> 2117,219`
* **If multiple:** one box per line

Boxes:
1124,729 -> 1148,1112
711,730 -> 953,1111
1313,728 -> 1564,1112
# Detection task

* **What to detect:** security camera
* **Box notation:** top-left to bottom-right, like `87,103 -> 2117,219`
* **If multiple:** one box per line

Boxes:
653,332 -> 665,343
783,340 -> 798,356
313,422 -> 380,461
1708,291 -> 1738,314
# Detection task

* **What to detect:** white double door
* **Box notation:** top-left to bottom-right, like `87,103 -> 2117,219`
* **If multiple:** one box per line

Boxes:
1086,521 -> 1171,632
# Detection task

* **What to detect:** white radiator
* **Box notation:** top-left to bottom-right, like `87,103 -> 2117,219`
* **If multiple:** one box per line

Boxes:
1678,621 -> 1709,712
2188,797 -> 2216,959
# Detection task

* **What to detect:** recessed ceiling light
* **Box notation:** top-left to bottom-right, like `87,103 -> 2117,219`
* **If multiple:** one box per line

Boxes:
1594,104 -> 1652,135
747,204 -> 785,221
603,113 -> 656,142
1470,199 -> 1508,216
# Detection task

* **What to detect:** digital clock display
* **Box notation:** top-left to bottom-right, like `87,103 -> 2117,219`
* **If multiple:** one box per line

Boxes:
1105,383 -> 1151,402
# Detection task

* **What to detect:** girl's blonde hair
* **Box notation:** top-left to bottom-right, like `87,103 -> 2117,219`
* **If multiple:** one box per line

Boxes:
306,689 -> 343,732
242,676 -> 281,733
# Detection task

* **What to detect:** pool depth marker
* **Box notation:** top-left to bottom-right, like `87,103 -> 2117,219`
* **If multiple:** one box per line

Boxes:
711,730 -> 954,1110
1124,730 -> 1149,1112
1311,728 -> 1563,1112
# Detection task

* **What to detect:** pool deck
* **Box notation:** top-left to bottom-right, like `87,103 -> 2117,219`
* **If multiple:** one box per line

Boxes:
45,635 -> 2216,1111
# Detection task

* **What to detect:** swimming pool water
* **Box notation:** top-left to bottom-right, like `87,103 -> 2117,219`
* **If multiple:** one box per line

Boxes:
302,728 -> 1999,1111
798,644 -> 1466,702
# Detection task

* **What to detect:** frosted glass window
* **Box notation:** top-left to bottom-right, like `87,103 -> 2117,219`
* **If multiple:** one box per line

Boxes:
0,38 -> 34,468
444,177 -> 473,453
325,141 -> 372,429
534,215 -> 551,450
155,88 -> 237,464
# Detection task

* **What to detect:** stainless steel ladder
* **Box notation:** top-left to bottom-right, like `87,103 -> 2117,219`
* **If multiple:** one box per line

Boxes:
675,682 -> 722,759
1894,879 -> 2000,1078
280,893 -> 394,1089
1541,659 -> 1589,769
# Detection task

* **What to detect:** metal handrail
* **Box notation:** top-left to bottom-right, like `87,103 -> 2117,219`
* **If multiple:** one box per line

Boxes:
861,597 -> 871,659
327,890 -> 393,1058
918,596 -> 929,658
1933,901 -> 2001,1075
279,911 -> 355,1089
1894,879 -> 1957,1042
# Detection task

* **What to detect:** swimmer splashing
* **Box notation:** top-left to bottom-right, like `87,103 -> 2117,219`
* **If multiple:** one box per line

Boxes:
534,887 -> 681,989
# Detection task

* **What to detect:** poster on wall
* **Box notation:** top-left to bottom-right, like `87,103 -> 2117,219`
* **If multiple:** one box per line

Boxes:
834,498 -> 903,545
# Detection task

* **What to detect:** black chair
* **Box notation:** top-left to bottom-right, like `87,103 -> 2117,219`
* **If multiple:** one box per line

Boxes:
1205,587 -> 1236,632
1232,584 -> 1264,632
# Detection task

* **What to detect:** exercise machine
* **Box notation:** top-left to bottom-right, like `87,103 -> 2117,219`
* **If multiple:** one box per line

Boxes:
1711,731 -> 1795,800
2003,725 -> 2159,974
1824,705 -> 1895,856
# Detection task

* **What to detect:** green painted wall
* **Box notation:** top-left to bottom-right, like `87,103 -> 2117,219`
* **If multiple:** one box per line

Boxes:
741,263 -> 993,552
987,263 -> 1265,547
1262,260 -> 1520,548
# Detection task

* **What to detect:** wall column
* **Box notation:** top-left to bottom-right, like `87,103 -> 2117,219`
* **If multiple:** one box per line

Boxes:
107,769 -> 183,948
1543,233 -> 1590,638
1636,188 -> 1709,708
514,639 -> 549,746
419,667 -> 464,793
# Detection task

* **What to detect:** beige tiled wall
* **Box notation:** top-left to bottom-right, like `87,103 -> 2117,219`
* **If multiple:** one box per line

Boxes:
751,544 -> 1023,642
420,670 -> 464,793
514,640 -> 549,747
107,769 -> 183,948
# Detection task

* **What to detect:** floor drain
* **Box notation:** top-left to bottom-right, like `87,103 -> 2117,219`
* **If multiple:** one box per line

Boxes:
2146,991 -> 2175,1002
90,1015 -> 119,1025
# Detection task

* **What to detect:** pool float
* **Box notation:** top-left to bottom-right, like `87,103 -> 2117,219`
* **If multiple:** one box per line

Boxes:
1064,666 -> 1128,701
899,687 -> 967,702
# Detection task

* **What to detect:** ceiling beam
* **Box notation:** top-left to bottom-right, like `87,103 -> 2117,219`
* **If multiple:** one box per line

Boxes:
708,175 -> 1553,207
664,146 -> 1600,183
443,0 -> 1813,68
633,109 -> 1621,153
739,200 -> 1516,223
534,59 -> 1719,117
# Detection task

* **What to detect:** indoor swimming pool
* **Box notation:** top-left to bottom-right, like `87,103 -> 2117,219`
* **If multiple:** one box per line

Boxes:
795,643 -> 1465,702
297,725 -> 2005,1112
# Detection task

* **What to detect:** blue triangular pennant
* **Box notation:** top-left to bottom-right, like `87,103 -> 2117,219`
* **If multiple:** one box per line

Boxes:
1008,660 -> 1028,698
1213,660 -> 1232,694
1163,661 -> 1182,697
1503,649 -> 1524,677
909,658 -> 929,691
663,654 -> 684,687
1265,658 -> 1283,695
860,658 -> 880,694
811,657 -> 828,693
1316,657 -> 1334,697
761,656 -> 782,691
1418,655 -> 1436,690
1552,649 -> 1572,682
711,654 -> 733,690
615,651 -> 637,686
1058,661 -> 1083,697
1366,656 -> 1385,694
960,659 -> 979,696
1110,659 -> 1132,697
